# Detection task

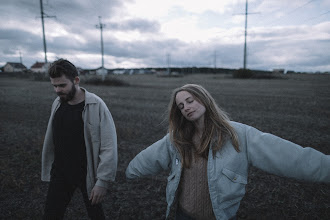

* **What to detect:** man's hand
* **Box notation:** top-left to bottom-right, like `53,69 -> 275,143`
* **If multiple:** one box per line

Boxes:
89,185 -> 107,205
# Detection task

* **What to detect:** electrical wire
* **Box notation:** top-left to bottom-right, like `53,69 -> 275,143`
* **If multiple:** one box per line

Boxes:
254,0 -> 321,27
302,10 -> 330,23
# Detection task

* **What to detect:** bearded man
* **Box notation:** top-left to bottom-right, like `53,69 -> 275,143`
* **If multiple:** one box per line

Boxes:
41,58 -> 117,219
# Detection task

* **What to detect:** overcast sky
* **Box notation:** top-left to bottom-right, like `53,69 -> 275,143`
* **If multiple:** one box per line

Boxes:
1,0 -> 329,72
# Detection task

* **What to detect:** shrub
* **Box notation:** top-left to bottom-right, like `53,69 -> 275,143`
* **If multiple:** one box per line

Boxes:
233,68 -> 253,79
33,72 -> 49,81
82,75 -> 129,86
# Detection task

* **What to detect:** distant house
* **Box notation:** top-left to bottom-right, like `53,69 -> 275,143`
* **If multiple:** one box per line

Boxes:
30,62 -> 50,73
286,70 -> 295,74
3,62 -> 27,72
128,69 -> 155,75
80,67 -> 109,75
113,69 -> 127,75
96,67 -> 108,75
273,69 -> 285,74
76,67 -> 85,75
83,69 -> 96,75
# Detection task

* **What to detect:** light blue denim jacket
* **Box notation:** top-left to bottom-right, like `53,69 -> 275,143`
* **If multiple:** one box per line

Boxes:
125,121 -> 330,220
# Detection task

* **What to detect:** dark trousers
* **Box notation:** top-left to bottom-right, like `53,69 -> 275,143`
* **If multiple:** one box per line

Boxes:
43,171 -> 105,220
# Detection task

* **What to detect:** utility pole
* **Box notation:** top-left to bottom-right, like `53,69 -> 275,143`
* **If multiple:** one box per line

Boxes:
243,0 -> 248,70
39,0 -> 55,64
167,53 -> 171,75
235,0 -> 258,70
19,50 -> 23,64
96,16 -> 105,69
214,50 -> 217,69
40,0 -> 47,63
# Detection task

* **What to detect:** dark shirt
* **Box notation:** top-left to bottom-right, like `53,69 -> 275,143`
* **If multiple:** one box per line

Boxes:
52,101 -> 87,185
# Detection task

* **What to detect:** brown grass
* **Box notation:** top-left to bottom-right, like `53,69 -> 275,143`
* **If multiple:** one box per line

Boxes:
0,73 -> 329,219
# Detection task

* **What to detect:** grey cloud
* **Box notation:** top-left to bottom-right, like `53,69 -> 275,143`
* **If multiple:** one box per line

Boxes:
246,37 -> 330,71
1,0 -> 329,72
44,0 -> 124,17
1,0 -> 40,15
27,0 -> 126,35
0,29 -> 27,40
103,38 -> 185,59
0,29 -> 42,52
2,47 -> 17,55
107,18 -> 160,33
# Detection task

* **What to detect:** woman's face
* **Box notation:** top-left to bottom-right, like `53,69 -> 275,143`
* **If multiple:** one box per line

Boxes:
175,91 -> 206,122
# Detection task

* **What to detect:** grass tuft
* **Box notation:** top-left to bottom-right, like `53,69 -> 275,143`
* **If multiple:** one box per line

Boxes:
81,75 -> 129,86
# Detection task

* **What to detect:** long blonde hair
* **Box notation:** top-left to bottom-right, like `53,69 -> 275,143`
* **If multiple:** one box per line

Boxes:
168,84 -> 240,168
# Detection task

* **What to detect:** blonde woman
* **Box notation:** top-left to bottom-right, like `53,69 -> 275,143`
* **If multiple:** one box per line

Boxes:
126,84 -> 330,220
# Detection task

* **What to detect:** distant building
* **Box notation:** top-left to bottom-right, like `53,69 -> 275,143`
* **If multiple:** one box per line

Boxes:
273,69 -> 285,74
3,62 -> 27,72
81,67 -> 109,75
113,69 -> 126,75
286,70 -> 295,74
83,69 -> 97,75
30,61 -> 50,73
76,67 -> 85,75
96,67 -> 108,75
128,68 -> 155,75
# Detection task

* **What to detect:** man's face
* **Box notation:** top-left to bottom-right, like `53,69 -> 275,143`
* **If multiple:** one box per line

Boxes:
50,75 -> 76,102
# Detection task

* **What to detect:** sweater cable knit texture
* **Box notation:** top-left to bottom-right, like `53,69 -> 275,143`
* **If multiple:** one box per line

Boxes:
178,154 -> 216,219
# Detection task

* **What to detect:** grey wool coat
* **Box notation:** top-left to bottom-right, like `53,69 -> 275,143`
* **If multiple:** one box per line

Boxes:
42,88 -> 118,196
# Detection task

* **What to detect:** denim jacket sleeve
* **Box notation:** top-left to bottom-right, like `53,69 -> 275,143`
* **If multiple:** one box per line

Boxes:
240,123 -> 330,183
126,134 -> 173,178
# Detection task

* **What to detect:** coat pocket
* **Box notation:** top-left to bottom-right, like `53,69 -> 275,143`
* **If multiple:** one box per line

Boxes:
216,168 -> 248,208
222,168 -> 247,184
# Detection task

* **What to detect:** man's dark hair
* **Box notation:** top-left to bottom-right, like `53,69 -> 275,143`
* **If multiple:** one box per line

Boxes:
48,58 -> 78,81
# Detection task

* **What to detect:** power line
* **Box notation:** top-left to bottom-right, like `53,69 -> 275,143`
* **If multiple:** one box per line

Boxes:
302,10 -> 330,23
45,2 -> 96,27
263,0 -> 319,26
288,0 -> 318,14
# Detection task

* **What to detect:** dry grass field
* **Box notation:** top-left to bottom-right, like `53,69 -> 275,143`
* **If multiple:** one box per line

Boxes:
1,73 -> 330,219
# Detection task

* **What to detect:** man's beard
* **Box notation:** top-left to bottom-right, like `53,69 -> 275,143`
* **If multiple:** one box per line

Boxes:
57,84 -> 76,102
